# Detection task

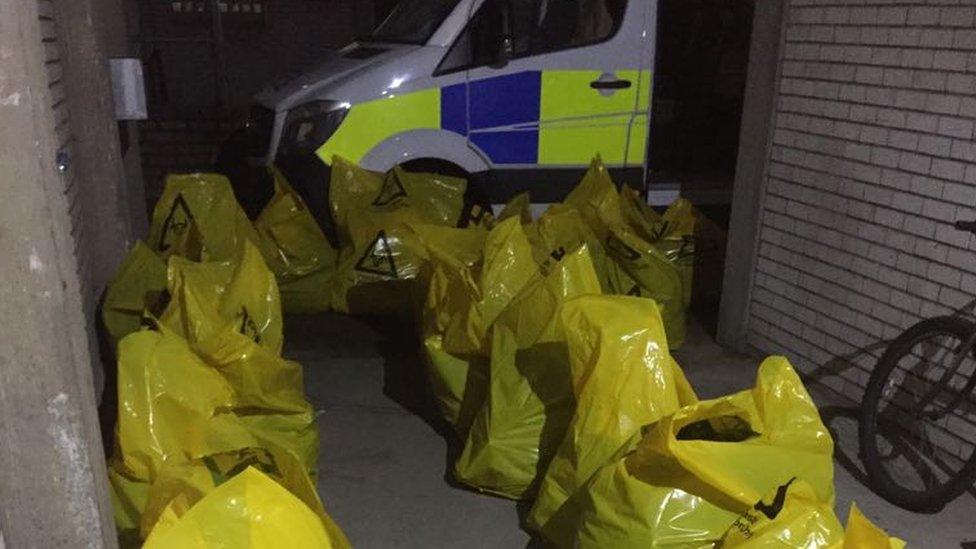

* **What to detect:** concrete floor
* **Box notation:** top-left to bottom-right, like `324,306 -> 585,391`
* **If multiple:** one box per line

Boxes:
287,313 -> 976,548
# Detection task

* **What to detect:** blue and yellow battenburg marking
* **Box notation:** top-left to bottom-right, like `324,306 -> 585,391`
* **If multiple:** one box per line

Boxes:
317,70 -> 651,168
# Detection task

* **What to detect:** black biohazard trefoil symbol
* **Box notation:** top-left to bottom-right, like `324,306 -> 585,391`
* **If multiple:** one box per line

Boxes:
240,306 -> 262,343
372,176 -> 408,206
159,194 -> 194,252
550,246 -> 567,262
354,230 -> 398,279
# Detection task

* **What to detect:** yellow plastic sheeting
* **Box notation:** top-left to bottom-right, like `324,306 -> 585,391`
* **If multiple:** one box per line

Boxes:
421,218 -> 537,430
528,296 -> 696,546
255,167 -> 337,313
573,357 -> 835,548
102,241 -> 168,346
654,198 -> 728,308
159,240 -> 284,355
148,173 -> 260,261
143,467 -> 350,549
604,227 -> 686,348
562,156 -> 626,238
113,326 -> 317,485
455,245 -> 603,500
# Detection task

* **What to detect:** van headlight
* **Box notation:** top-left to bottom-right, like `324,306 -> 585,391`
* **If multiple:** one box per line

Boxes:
278,101 -> 349,156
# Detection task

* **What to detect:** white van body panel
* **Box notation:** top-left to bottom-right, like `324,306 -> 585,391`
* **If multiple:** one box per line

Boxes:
359,129 -> 490,173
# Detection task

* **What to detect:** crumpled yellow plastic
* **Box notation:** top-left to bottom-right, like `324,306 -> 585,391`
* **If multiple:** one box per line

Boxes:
148,173 -> 260,261
496,192 -> 532,225
605,226 -> 686,347
254,166 -> 337,313
562,156 -> 626,238
573,357 -> 835,548
527,204 -> 616,294
160,240 -> 283,355
721,478 -> 844,548
102,241 -> 168,346
421,218 -> 537,431
455,244 -> 603,500
113,324 -> 317,481
720,481 -> 905,549
619,184 -> 663,243
328,157 -> 471,316
143,467 -> 349,549
528,295 -> 697,546
654,198 -> 728,308
842,504 -> 905,549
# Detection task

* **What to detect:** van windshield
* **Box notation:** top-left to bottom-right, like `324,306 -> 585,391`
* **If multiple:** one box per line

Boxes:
371,0 -> 461,45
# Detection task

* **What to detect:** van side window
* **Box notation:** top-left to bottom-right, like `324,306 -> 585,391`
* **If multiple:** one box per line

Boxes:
436,0 -> 627,75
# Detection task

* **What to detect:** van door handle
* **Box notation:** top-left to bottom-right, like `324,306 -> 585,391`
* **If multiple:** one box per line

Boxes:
590,79 -> 632,90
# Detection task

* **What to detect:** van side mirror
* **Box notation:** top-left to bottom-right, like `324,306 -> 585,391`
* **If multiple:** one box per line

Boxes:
491,35 -> 514,69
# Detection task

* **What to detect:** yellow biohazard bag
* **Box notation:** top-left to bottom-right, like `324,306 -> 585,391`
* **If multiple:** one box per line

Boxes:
112,442 -> 326,543
496,192 -> 533,225
619,185 -> 663,243
654,198 -> 728,308
605,226 -> 686,348
329,156 -> 467,240
721,479 -> 844,548
143,467 -> 349,549
842,504 -> 905,549
254,167 -> 337,313
528,295 -> 697,546
421,218 -> 537,430
455,245 -> 603,500
527,204 -> 616,294
721,481 -> 905,549
113,325 -> 317,485
562,156 -> 626,238
102,241 -> 168,346
159,240 -> 283,355
573,357 -> 835,548
148,173 -> 260,261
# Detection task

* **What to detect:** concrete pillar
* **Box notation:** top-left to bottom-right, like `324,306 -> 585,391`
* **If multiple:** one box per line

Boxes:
53,0 -> 141,290
0,0 -> 117,546
716,0 -> 788,352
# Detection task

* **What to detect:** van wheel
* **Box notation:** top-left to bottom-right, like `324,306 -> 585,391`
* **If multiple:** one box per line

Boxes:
396,159 -> 492,228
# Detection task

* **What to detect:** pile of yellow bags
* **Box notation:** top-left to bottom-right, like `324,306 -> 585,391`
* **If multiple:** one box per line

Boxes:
102,173 -> 349,548
100,158 -> 902,547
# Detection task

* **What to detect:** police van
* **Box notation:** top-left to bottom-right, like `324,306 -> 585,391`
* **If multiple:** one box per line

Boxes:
234,0 -> 656,218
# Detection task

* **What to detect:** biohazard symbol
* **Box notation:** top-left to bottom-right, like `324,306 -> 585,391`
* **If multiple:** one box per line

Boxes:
240,306 -> 262,343
550,246 -> 567,262
158,194 -> 194,252
627,284 -> 642,297
354,230 -> 398,279
372,176 -> 408,206
753,477 -> 796,520
605,235 -> 641,262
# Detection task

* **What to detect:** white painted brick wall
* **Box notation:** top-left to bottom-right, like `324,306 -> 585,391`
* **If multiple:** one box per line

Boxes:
748,0 -> 976,458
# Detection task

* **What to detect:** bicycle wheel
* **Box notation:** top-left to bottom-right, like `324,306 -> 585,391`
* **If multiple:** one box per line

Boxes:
859,316 -> 976,513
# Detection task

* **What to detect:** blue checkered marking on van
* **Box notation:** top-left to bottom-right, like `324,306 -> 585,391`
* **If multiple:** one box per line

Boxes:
441,71 -> 541,165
